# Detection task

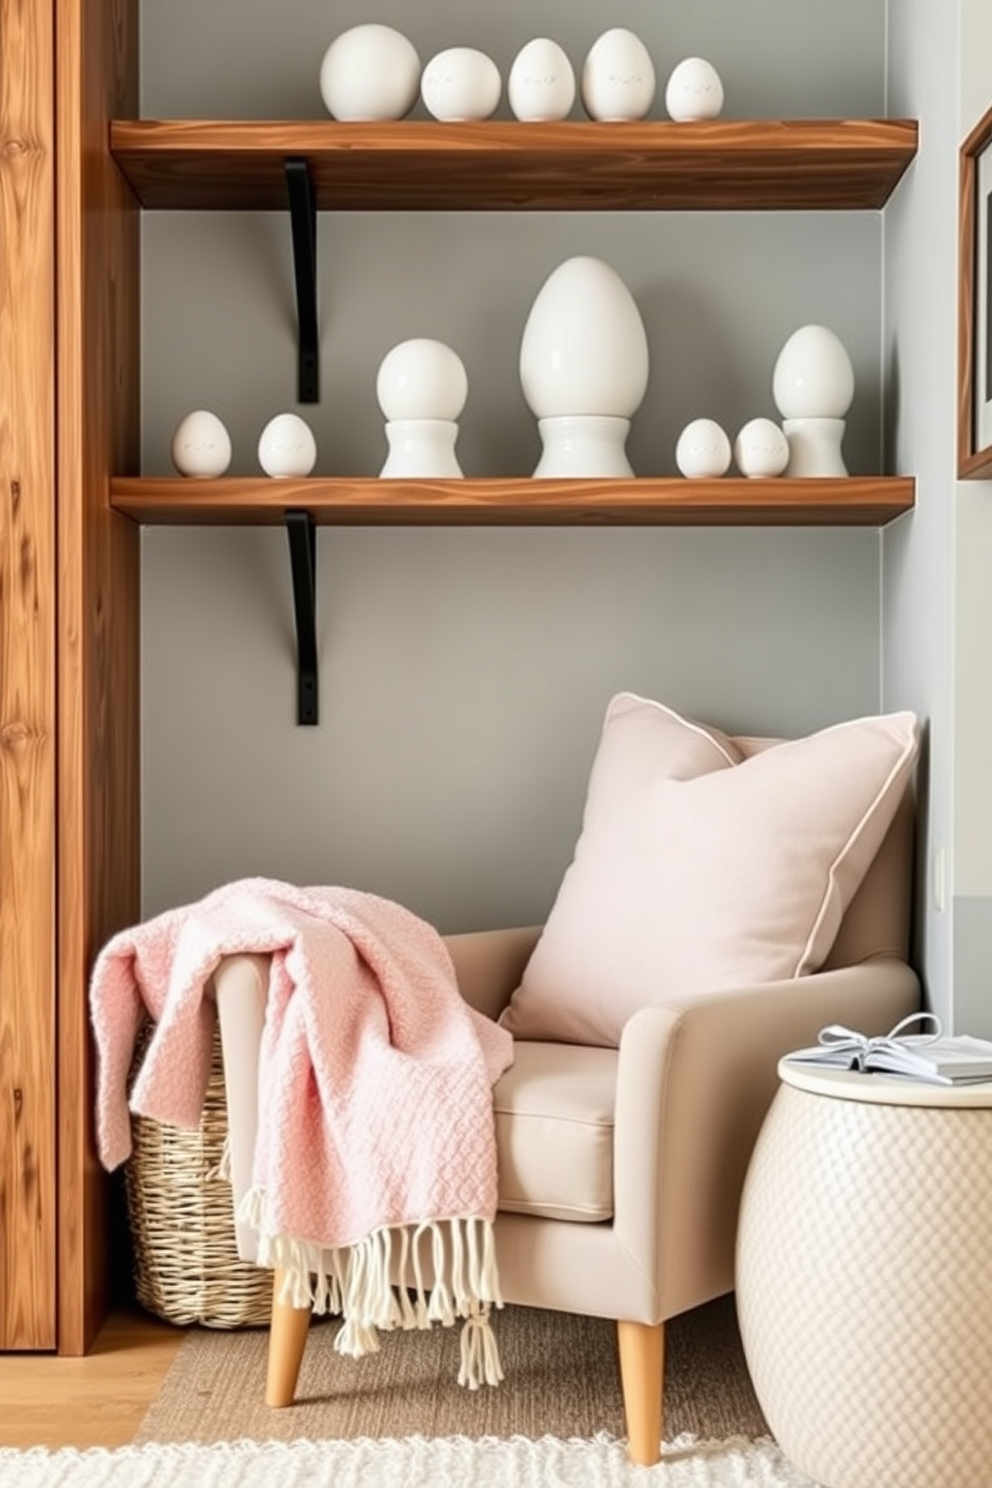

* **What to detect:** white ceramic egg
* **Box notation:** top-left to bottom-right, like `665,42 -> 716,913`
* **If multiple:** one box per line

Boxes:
257,413 -> 317,478
170,409 -> 232,478
664,57 -> 725,122
772,324 -> 855,420
319,24 -> 421,121
734,418 -> 790,478
519,256 -> 649,419
580,28 -> 656,121
376,339 -> 468,422
421,47 -> 501,122
675,418 -> 732,478
508,38 -> 575,122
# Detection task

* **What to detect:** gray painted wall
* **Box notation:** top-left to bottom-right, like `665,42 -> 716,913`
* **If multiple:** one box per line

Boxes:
140,1 -> 883,122
141,211 -> 886,485
142,524 -> 882,926
951,2 -> 992,1036
881,0 -> 958,1025
954,481 -> 992,1036
883,0 -> 992,1036
140,0 -> 891,932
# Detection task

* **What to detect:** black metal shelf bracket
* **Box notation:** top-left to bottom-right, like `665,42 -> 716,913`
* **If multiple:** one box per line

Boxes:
285,509 -> 318,725
285,157 -> 319,404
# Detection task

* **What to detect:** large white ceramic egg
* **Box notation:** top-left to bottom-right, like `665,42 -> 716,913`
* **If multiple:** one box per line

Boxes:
508,38 -> 575,122
665,57 -> 725,122
170,409 -> 232,478
519,256 -> 650,419
675,418 -> 732,478
319,24 -> 421,121
257,413 -> 317,478
734,417 -> 790,478
580,28 -> 656,121
421,47 -> 501,121
376,339 -> 468,422
772,324 -> 855,420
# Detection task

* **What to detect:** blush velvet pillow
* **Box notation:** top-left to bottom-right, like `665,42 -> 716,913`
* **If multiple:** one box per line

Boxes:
499,692 -> 920,1048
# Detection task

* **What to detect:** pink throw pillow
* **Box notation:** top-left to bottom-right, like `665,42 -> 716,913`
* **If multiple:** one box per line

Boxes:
499,693 -> 919,1048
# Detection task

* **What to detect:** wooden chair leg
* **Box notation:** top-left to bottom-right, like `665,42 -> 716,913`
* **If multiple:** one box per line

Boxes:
617,1319 -> 664,1467
265,1268 -> 312,1407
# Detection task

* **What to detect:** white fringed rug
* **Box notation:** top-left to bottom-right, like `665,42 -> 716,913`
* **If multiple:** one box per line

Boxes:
0,1433 -> 818,1486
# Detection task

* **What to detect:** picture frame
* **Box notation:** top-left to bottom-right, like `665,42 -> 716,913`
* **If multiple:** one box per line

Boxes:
959,101 -> 992,479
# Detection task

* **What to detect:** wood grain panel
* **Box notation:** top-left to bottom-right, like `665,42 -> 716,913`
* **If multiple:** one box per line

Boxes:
108,118 -> 919,213
0,0 -> 57,1349
109,475 -> 916,528
56,0 -> 140,1355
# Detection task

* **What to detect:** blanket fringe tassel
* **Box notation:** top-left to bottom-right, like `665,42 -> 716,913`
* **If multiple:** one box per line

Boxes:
238,1188 -> 504,1389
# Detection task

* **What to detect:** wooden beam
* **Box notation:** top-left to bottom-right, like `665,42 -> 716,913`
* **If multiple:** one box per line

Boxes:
56,0 -> 141,1355
0,0 -> 57,1350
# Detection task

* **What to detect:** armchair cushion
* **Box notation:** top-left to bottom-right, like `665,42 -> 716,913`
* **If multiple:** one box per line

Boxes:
493,1042 -> 616,1223
500,693 -> 919,1048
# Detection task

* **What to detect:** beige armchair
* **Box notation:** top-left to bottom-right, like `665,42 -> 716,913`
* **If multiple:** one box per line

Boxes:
212,786 -> 918,1467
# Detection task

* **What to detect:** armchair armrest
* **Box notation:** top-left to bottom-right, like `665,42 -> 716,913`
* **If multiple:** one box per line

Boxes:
212,954 -> 270,1262
611,957 -> 922,1320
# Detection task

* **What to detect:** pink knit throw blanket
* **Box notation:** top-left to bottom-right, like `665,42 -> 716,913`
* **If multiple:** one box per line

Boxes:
89,878 -> 514,1386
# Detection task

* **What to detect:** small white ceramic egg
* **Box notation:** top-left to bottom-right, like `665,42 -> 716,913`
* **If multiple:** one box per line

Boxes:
508,38 -> 575,122
580,29 -> 656,121
319,24 -> 421,121
257,413 -> 317,478
734,418 -> 790,478
170,409 -> 232,478
376,339 -> 468,422
664,57 -> 725,122
421,47 -> 501,122
675,418 -> 732,479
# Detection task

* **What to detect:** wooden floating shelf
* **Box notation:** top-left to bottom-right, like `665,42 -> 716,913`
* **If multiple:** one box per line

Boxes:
109,118 -> 918,212
109,476 -> 915,528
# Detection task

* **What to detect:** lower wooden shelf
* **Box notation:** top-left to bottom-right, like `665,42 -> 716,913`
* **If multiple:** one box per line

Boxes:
109,475 -> 915,527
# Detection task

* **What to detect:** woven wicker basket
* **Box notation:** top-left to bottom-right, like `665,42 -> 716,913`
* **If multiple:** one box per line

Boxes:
124,1023 -> 272,1328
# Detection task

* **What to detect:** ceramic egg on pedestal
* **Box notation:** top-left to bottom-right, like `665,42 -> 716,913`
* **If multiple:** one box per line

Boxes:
580,29 -> 656,121
664,57 -> 725,121
508,38 -> 575,121
519,255 -> 649,477
376,338 -> 468,477
772,324 -> 855,476
319,24 -> 421,121
675,418 -> 732,478
257,413 -> 317,478
421,48 -> 501,121
734,418 -> 790,478
170,409 -> 232,477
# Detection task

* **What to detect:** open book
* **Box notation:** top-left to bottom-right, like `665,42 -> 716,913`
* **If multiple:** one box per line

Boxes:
785,1013 -> 992,1086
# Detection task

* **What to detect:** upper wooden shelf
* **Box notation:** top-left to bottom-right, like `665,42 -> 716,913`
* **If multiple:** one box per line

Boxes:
109,118 -> 918,212
109,476 -> 915,527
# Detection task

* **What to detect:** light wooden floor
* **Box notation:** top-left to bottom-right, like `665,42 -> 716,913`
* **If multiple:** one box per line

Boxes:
0,1310 -> 185,1449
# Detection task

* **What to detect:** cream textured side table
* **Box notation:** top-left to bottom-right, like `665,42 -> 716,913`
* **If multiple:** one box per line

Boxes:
736,1059 -> 992,1488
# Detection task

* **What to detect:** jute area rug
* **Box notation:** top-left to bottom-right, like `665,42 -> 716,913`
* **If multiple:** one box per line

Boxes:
135,1295 -> 770,1445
